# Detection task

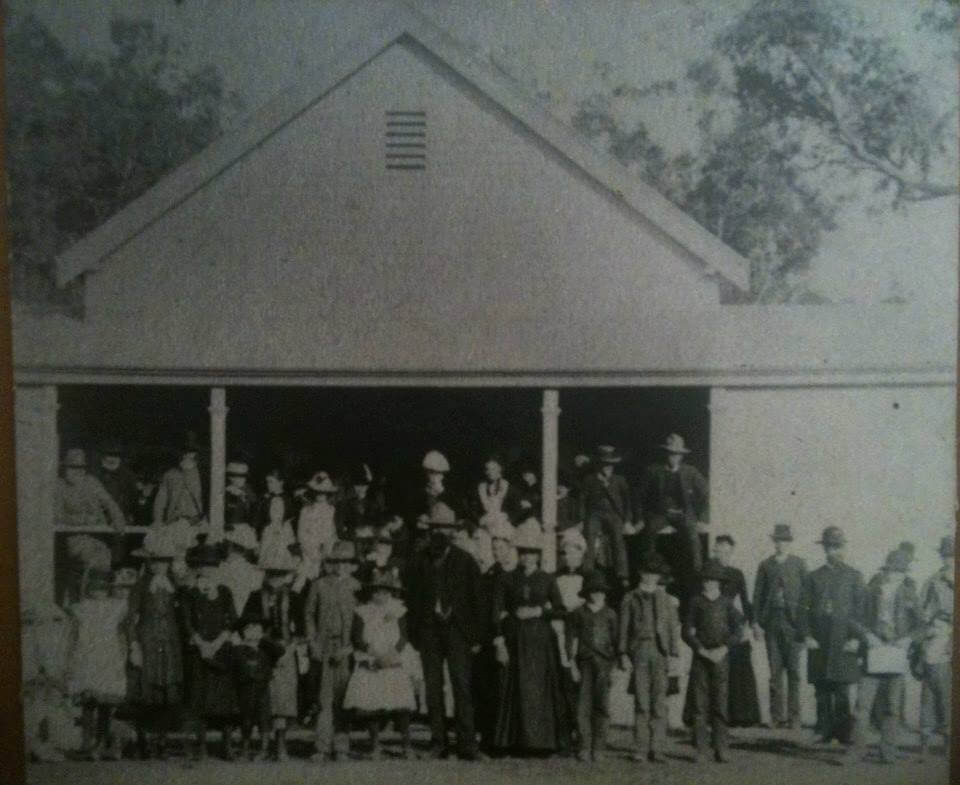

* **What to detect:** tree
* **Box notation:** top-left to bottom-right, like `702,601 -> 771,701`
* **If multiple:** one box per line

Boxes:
573,0 -> 958,302
6,14 -> 240,313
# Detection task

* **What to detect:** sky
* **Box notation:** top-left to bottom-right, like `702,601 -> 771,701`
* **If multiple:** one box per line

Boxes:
8,0 -> 958,303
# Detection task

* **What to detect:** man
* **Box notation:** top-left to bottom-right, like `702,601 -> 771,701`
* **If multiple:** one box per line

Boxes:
56,448 -> 126,530
918,535 -> 954,758
334,462 -> 384,540
852,548 -> 922,764
406,450 -> 463,553
406,512 -> 482,760
153,441 -> 206,525
95,442 -> 138,523
224,462 -> 257,530
752,523 -> 807,730
797,526 -> 867,751
636,434 -> 708,607
578,446 -> 631,596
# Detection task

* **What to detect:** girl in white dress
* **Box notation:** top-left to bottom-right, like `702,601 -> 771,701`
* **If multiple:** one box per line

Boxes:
69,568 -> 132,760
343,569 -> 419,759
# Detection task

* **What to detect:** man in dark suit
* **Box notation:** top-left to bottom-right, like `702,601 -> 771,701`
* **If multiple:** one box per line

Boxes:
407,513 -> 483,760
636,434 -> 708,607
578,446 -> 631,597
797,526 -> 868,750
752,524 -> 807,729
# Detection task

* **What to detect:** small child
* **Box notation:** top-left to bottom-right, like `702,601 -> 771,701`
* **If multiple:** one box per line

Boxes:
232,606 -> 284,760
619,555 -> 680,764
566,571 -> 618,762
342,569 -> 419,759
682,561 -> 743,763
69,567 -> 131,760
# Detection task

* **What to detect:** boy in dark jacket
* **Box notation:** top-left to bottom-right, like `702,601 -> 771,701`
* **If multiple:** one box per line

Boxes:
566,571 -> 618,762
682,561 -> 743,763
232,607 -> 284,760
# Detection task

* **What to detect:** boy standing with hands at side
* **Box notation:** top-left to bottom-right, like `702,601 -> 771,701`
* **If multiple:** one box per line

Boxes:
566,571 -> 618,762
619,555 -> 680,765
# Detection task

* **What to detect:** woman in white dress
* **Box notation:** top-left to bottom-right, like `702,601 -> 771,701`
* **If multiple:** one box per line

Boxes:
296,473 -> 340,581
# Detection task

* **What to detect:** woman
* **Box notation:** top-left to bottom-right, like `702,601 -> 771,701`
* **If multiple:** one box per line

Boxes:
183,539 -> 239,760
492,519 -> 569,755
297,473 -> 340,579
682,535 -> 761,728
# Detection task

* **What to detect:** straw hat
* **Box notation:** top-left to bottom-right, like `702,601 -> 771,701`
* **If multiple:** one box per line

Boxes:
225,461 -> 249,477
307,471 -> 338,493
559,529 -> 587,554
514,518 -> 544,552
422,451 -> 451,473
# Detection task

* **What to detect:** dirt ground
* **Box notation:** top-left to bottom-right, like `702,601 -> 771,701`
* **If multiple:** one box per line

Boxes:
27,725 -> 950,785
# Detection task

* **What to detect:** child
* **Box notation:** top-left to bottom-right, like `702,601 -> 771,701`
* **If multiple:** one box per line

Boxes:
184,539 -> 239,761
619,554 -> 680,764
682,561 -> 743,763
343,569 -> 419,759
244,544 -> 301,761
567,571 -> 618,762
232,605 -> 285,760
69,566 -> 131,760
126,527 -> 184,759
304,539 -> 361,761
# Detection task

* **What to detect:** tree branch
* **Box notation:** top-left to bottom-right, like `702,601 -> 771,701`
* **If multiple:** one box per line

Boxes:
793,47 -> 958,199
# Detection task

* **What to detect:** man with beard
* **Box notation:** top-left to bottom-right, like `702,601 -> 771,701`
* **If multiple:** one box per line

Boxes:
406,511 -> 482,760
797,526 -> 867,754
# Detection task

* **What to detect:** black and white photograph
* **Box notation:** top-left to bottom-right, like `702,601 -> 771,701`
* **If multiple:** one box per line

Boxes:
4,1 -> 957,784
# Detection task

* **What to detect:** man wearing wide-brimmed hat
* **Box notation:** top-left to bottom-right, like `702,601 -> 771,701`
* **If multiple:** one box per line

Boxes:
578,445 -> 631,595
56,448 -> 126,530
637,434 -> 709,606
797,526 -> 868,751
752,523 -> 807,730
406,511 -> 482,759
304,539 -> 361,762
918,535 -> 954,758
851,548 -> 922,764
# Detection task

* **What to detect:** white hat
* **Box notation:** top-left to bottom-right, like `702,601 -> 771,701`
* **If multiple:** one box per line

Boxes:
487,516 -> 516,544
514,518 -> 544,552
307,471 -> 338,493
660,433 -> 691,454
422,450 -> 451,473
223,523 -> 259,553
225,461 -> 249,476
559,529 -> 587,554
131,525 -> 179,560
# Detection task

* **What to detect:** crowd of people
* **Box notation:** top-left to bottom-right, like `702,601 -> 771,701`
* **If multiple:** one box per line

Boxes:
49,434 -> 953,767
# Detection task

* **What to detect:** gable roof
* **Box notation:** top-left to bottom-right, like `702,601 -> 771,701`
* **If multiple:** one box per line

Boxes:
55,2 -> 750,291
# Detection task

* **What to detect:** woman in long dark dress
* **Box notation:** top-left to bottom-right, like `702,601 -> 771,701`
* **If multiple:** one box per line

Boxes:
184,541 -> 239,760
492,520 -> 570,755
683,536 -> 761,728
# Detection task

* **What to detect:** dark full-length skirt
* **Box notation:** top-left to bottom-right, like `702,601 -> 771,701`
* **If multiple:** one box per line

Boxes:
494,619 -> 569,752
187,646 -> 239,720
682,641 -> 760,727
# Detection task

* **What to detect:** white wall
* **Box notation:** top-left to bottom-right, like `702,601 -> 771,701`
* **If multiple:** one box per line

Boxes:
710,384 -> 956,726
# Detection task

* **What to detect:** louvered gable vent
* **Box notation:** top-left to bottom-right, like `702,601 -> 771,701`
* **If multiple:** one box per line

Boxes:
385,110 -> 426,171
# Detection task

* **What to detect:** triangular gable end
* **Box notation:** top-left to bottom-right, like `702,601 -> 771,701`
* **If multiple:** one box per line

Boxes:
55,3 -> 749,293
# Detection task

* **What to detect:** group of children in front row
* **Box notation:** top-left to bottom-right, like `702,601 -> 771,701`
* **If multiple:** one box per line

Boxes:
65,518 -> 953,766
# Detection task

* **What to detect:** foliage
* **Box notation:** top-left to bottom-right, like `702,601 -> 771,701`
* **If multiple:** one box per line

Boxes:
573,0 -> 958,302
5,14 -> 240,312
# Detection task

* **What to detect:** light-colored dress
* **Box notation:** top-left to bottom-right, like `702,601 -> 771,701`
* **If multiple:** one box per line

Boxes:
297,502 -> 338,575
69,597 -> 128,703
343,599 -> 419,713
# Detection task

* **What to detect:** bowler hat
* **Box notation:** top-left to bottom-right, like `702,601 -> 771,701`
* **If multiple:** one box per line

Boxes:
771,524 -> 793,542
595,445 -> 622,464
637,554 -> 670,576
326,540 -> 357,563
815,526 -> 846,547
938,536 -> 955,558
579,571 -> 610,598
